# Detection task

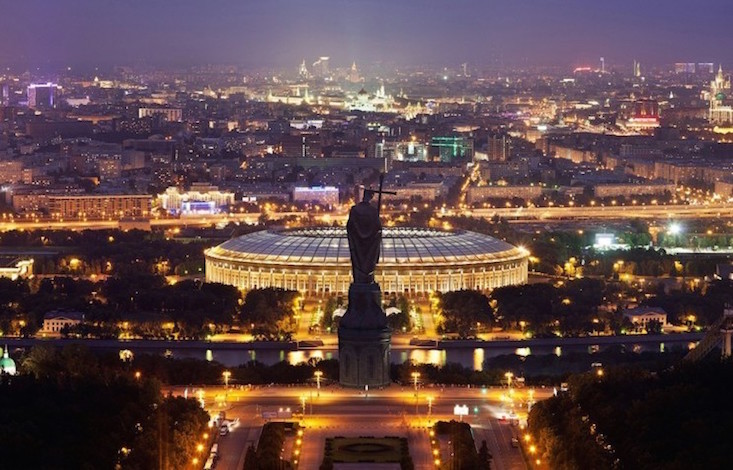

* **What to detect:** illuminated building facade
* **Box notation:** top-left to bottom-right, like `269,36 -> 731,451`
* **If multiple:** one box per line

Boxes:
619,99 -> 660,131
0,256 -> 33,280
709,66 -> 733,125
292,186 -> 339,206
49,194 -> 151,218
205,227 -> 528,296
27,83 -> 58,109
156,184 -> 235,215
430,136 -> 473,162
138,107 -> 183,122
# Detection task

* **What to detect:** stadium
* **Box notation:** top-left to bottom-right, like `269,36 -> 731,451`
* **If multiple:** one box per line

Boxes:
204,227 -> 528,296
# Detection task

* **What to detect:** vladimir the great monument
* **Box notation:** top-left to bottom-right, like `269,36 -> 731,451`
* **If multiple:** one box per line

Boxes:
338,175 -> 395,388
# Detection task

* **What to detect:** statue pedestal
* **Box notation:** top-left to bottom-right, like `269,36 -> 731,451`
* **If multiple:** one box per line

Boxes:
338,283 -> 391,388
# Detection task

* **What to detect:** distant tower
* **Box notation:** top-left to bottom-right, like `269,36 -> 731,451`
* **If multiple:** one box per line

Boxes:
600,57 -> 605,74
709,65 -> 733,124
461,62 -> 470,77
348,61 -> 361,83
633,60 -> 641,77
298,60 -> 310,80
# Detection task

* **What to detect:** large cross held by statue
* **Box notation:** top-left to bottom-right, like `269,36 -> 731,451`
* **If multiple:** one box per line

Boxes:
363,173 -> 396,218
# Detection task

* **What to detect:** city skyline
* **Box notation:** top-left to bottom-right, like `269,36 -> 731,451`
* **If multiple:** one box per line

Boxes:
2,0 -> 733,69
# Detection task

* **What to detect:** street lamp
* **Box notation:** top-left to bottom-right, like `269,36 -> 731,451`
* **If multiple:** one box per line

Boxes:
222,370 -> 231,388
300,395 -> 307,417
427,396 -> 433,419
411,372 -> 421,415
314,371 -> 323,396
411,372 -> 421,392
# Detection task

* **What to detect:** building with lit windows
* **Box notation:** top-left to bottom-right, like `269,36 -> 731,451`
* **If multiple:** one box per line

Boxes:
430,136 -> 474,162
49,194 -> 151,218
138,107 -> 183,122
156,184 -> 234,215
205,227 -> 528,296
709,66 -> 733,124
27,83 -> 58,109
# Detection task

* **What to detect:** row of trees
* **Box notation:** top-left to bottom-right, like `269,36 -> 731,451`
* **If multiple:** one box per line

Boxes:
436,279 -> 608,337
0,228 -> 213,277
243,423 -> 292,470
428,214 -> 730,279
1,273 -> 310,340
434,421 -> 490,470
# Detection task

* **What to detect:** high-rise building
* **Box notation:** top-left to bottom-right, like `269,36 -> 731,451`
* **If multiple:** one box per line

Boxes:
709,66 -> 733,125
486,135 -> 511,162
348,62 -> 361,83
698,63 -> 715,74
312,57 -> 330,78
633,60 -> 641,77
27,83 -> 58,109
675,63 -> 696,74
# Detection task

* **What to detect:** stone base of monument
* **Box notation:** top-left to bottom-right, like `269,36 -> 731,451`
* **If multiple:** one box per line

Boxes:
338,283 -> 392,388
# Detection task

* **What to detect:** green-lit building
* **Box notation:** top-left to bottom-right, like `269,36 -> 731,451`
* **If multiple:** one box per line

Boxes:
430,136 -> 474,162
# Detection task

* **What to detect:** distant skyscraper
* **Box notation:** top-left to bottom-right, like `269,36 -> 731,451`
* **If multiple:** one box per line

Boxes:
312,57 -> 330,78
27,83 -> 58,109
698,63 -> 715,74
1,82 -> 9,106
675,62 -> 696,74
633,60 -> 641,77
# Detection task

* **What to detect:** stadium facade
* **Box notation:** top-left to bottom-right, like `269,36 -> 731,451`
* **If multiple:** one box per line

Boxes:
204,227 -> 528,296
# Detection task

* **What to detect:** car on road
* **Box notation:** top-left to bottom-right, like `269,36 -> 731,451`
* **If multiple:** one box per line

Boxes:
511,437 -> 519,448
219,424 -> 229,436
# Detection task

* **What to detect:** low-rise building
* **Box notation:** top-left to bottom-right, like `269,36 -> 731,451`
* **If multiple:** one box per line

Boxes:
623,306 -> 667,330
42,310 -> 84,334
0,256 -> 33,280
292,186 -> 339,206
466,185 -> 542,204
50,194 -> 151,218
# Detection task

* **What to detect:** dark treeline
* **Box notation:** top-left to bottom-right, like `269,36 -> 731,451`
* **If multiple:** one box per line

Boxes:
0,275 -> 242,338
528,361 -> 733,469
1,344 -> 209,470
0,228 -> 212,276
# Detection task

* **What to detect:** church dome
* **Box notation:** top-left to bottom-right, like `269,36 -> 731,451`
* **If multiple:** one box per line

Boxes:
0,346 -> 16,376
715,91 -> 726,101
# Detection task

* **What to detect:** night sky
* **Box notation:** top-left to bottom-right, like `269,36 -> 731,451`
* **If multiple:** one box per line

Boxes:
2,0 -> 732,69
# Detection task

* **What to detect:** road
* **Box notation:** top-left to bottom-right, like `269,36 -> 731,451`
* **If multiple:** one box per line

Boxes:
0,202 -> 730,232
170,384 -> 552,470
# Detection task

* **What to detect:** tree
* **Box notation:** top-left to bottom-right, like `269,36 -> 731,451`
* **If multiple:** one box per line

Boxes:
645,319 -> 663,334
478,440 -> 493,469
438,290 -> 493,336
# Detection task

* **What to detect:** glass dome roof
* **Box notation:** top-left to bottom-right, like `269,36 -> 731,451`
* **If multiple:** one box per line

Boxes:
208,227 -> 525,267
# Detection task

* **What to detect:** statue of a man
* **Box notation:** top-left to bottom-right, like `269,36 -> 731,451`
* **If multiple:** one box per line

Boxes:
346,189 -> 381,284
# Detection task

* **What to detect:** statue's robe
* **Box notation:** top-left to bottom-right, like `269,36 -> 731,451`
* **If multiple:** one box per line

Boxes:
346,200 -> 381,284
